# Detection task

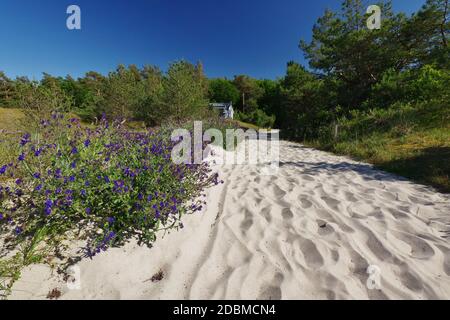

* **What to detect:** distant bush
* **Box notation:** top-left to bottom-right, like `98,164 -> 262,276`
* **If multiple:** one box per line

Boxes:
208,78 -> 240,106
12,80 -> 74,127
236,109 -> 275,128
365,65 -> 450,109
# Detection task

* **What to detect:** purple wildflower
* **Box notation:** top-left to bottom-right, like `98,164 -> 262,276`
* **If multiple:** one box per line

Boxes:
44,198 -> 53,215
45,199 -> 53,208
20,133 -> 31,146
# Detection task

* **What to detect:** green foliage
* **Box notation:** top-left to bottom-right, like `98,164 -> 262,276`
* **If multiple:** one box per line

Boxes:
256,79 -> 281,116
207,76 -> 280,128
0,0 -> 448,193
12,79 -> 74,127
367,64 -> 450,108
160,61 -> 209,122
299,0 -> 449,110
0,254 -> 22,299
277,62 -> 333,139
309,99 -> 450,192
135,65 -> 164,125
101,65 -> 147,119
208,78 -> 240,106
0,72 -> 14,108
233,75 -> 264,113
236,109 -> 275,129
0,115 -> 218,266
0,60 -> 210,127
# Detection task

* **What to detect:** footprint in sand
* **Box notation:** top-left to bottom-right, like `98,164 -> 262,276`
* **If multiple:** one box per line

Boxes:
273,185 -> 286,198
317,220 -> 334,236
240,209 -> 254,232
256,273 -> 284,300
363,227 -> 393,261
281,208 -> 294,220
261,206 -> 272,223
399,268 -> 424,292
298,197 -> 313,209
391,231 -> 435,259
344,191 -> 358,202
298,237 -> 324,269
321,196 -> 341,211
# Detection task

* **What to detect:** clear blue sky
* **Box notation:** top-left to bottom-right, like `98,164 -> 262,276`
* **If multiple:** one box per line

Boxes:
0,0 -> 426,80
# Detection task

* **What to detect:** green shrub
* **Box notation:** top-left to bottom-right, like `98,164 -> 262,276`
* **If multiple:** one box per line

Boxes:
0,114 -> 220,260
366,65 -> 450,109
236,109 -> 275,128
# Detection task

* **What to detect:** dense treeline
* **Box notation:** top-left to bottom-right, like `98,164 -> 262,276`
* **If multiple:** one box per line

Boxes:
0,0 -> 448,134
211,0 -> 449,137
286,0 -> 449,140
0,61 -> 209,126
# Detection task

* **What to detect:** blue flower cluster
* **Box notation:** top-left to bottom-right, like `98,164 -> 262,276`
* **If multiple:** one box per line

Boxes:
0,114 -> 218,256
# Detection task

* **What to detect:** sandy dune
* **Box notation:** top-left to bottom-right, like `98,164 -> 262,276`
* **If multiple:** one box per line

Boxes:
10,141 -> 450,300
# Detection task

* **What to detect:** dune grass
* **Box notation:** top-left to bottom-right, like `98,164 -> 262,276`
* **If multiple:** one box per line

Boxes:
309,100 -> 450,193
0,108 -> 26,132
235,120 -> 261,130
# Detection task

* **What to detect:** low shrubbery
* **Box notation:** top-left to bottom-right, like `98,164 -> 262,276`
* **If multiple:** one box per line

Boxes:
0,113 -> 224,296
236,109 -> 275,129
365,65 -> 450,109
308,99 -> 450,192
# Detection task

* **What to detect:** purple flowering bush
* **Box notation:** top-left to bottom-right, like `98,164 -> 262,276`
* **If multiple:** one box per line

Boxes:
0,113 -> 219,257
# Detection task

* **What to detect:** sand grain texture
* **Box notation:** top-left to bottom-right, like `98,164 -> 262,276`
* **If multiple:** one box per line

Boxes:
9,141 -> 450,300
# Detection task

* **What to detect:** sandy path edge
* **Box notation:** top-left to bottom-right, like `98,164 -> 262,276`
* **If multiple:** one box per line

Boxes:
7,141 -> 450,300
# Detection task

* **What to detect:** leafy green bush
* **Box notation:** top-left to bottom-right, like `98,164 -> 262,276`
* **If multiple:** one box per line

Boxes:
366,65 -> 450,109
236,109 -> 275,128
208,78 -> 240,106
0,114 -> 220,259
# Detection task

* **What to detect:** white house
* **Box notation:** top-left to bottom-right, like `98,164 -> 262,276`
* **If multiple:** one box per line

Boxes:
209,102 -> 234,119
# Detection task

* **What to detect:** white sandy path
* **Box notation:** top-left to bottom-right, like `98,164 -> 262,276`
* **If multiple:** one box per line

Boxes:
9,141 -> 450,300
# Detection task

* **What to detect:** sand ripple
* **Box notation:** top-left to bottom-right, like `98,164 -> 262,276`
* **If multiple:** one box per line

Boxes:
10,141 -> 450,300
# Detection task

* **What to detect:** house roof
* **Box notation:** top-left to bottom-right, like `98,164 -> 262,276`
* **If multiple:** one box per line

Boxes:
210,102 -> 233,110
